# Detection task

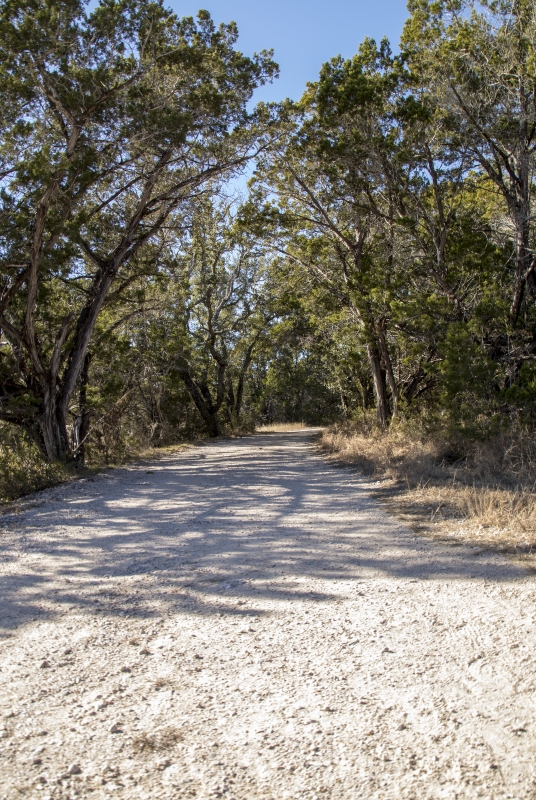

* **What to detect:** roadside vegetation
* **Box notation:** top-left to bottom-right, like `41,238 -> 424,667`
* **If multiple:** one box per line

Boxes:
257,422 -> 311,432
320,420 -> 536,553
2,0 -> 536,548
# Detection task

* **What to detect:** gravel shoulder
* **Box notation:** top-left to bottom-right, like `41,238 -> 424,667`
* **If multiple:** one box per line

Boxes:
1,430 -> 536,800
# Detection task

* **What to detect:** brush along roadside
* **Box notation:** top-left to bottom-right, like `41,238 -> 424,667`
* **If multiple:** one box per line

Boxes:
319,423 -> 536,558
0,437 -> 194,507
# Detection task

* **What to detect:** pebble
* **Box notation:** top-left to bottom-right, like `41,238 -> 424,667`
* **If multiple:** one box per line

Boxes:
109,723 -> 122,734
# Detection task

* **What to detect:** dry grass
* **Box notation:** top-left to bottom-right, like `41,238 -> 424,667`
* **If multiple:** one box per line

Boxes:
131,725 -> 184,752
153,676 -> 175,690
256,421 -> 314,432
319,422 -> 536,554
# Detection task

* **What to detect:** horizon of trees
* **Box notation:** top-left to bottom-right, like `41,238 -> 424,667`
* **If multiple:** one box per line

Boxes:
2,0 -> 536,465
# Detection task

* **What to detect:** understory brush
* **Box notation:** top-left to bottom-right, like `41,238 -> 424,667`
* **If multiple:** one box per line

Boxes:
0,413 -> 275,507
0,427 -> 75,503
0,423 -> 193,506
320,419 -> 536,552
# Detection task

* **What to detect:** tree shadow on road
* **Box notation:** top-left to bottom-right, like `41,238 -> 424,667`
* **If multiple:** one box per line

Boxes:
0,431 -> 530,632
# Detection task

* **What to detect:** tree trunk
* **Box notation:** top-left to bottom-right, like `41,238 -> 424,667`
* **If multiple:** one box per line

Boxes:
40,386 -> 70,462
376,322 -> 398,420
231,343 -> 256,425
179,370 -> 222,437
335,372 -> 350,419
510,200 -> 534,325
72,352 -> 92,465
506,108 -> 532,326
367,342 -> 389,428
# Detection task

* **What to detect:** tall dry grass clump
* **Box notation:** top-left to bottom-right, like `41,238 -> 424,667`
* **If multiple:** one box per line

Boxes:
320,420 -> 536,552
256,421 -> 312,432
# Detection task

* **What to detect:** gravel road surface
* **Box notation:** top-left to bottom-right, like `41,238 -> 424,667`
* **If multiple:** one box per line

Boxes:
1,430 -> 536,800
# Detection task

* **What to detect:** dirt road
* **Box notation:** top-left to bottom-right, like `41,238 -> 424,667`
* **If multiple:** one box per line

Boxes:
1,430 -> 536,800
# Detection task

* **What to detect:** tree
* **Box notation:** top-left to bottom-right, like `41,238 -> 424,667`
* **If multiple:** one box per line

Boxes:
251,36 -> 512,429
249,49 -> 405,426
403,0 -> 536,325
0,0 -> 276,460
171,199 -> 274,437
249,264 -> 367,425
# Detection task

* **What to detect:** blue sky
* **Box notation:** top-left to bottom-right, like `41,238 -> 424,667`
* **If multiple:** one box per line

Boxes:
167,0 -> 410,103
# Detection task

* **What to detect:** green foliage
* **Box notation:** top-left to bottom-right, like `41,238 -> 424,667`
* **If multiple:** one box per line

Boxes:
504,363 -> 536,415
0,425 -> 73,502
2,0 -> 536,485
435,324 -> 499,434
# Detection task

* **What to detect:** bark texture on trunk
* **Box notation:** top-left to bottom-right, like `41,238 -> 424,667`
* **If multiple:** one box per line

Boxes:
40,393 -> 70,462
367,342 -> 389,429
225,342 -> 256,427
179,370 -> 222,437
72,352 -> 92,465
376,322 -> 398,420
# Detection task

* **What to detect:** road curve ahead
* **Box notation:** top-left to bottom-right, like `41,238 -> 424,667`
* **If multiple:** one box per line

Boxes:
0,430 -> 535,799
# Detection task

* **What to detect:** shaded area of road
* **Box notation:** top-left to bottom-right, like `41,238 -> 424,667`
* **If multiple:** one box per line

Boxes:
0,430 -> 528,632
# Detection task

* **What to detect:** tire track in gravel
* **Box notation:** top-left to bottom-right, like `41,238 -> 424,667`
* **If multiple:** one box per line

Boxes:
0,430 -> 535,800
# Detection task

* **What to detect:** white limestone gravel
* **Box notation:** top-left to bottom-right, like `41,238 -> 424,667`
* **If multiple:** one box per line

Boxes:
1,430 -> 536,800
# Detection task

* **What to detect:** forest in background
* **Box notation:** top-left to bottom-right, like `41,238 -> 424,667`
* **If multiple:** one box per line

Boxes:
2,0 -> 536,527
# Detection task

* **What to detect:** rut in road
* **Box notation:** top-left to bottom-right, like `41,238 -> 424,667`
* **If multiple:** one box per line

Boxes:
0,430 -> 535,800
